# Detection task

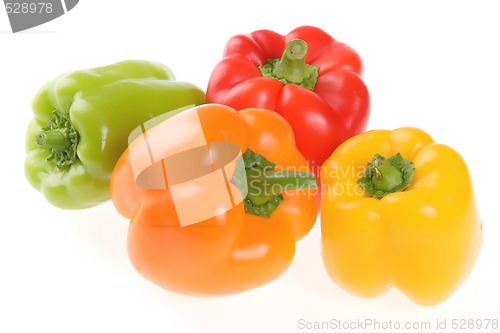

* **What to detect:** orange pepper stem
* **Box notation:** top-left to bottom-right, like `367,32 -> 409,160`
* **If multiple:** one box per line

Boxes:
259,39 -> 319,90
245,168 -> 317,205
358,153 -> 415,198
239,149 -> 316,218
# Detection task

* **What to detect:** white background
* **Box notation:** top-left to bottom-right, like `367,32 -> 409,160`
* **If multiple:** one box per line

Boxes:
1,1 -> 499,332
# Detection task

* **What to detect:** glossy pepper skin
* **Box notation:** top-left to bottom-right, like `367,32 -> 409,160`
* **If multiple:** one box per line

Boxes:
25,60 -> 205,209
320,127 -> 482,306
206,26 -> 370,176
111,104 -> 317,296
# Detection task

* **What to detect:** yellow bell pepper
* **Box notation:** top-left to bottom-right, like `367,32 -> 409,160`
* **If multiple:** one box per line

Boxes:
320,127 -> 482,306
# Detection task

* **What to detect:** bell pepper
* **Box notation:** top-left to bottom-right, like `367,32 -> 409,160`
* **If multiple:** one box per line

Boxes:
320,127 -> 482,306
25,60 -> 205,209
110,104 -> 318,296
206,25 -> 370,177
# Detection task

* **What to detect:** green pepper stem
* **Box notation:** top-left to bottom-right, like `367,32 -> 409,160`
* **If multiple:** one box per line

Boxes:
36,130 -> 71,152
358,153 -> 415,198
258,39 -> 319,90
245,167 -> 317,206
36,111 -> 79,169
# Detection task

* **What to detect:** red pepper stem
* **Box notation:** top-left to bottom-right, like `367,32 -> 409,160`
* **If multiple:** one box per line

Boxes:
259,39 -> 319,90
272,39 -> 310,83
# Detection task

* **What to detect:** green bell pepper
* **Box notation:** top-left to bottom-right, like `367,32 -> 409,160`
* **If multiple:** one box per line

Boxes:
25,59 -> 205,209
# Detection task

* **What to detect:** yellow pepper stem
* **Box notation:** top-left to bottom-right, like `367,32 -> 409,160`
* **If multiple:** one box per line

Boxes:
358,153 -> 415,198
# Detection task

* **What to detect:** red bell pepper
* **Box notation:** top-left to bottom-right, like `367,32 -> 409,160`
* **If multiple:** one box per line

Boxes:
206,26 -> 370,177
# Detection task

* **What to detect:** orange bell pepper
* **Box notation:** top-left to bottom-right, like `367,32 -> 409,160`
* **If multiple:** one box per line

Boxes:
320,127 -> 482,306
111,104 -> 317,296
